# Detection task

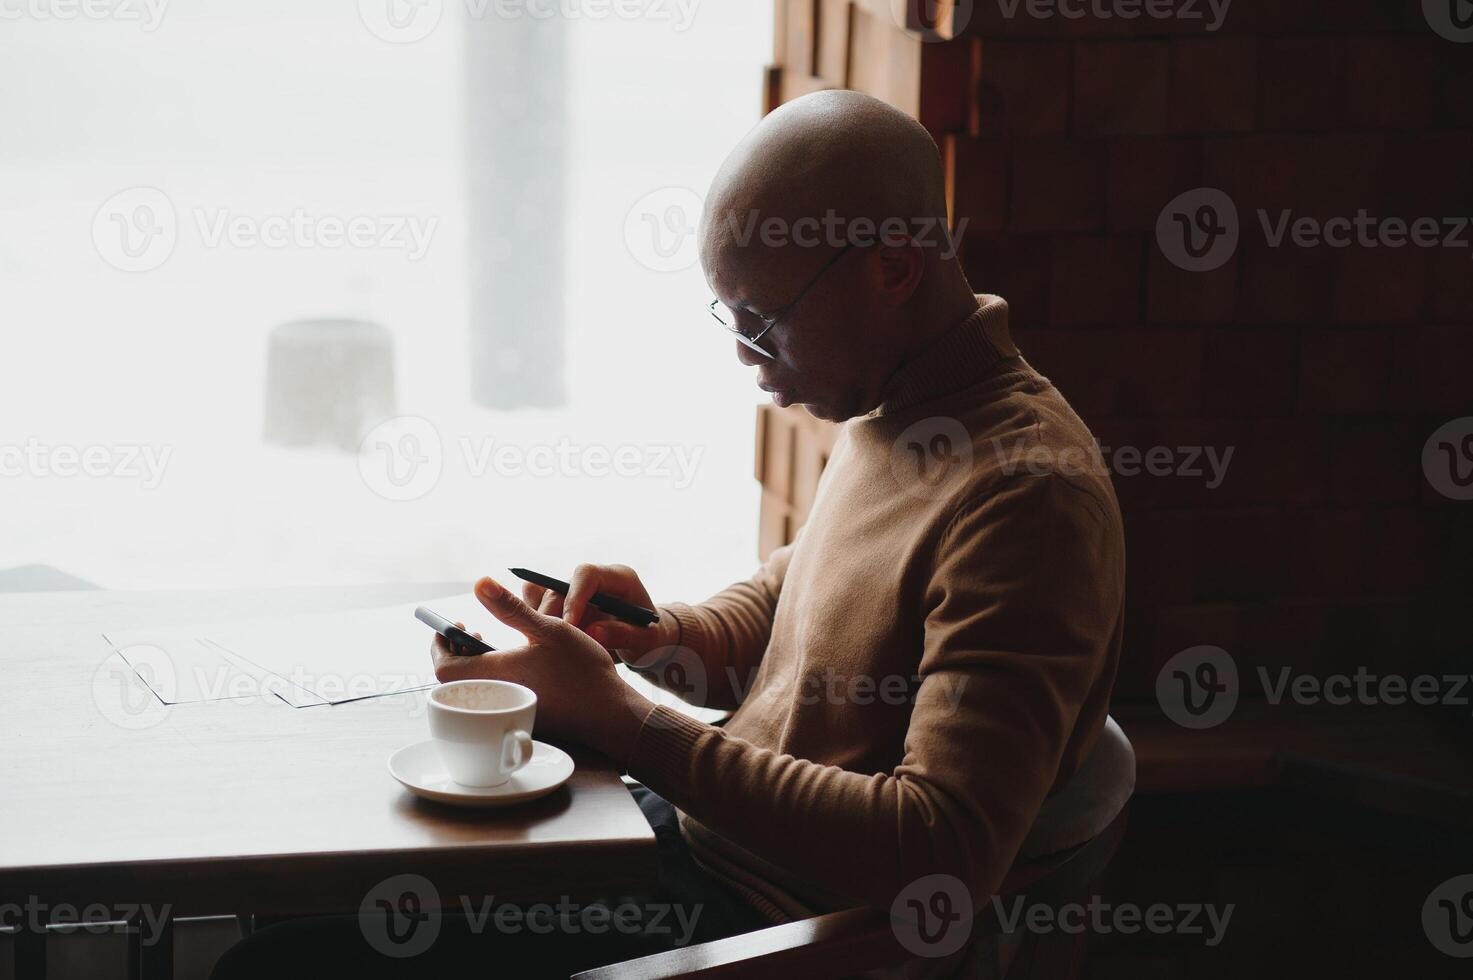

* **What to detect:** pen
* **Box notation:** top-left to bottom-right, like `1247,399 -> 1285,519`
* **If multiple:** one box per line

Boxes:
508,567 -> 661,628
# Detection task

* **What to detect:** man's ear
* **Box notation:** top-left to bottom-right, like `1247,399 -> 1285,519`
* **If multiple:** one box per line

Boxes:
872,239 -> 925,305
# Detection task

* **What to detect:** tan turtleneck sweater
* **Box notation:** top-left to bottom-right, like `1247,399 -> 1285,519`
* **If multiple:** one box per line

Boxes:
627,295 -> 1126,924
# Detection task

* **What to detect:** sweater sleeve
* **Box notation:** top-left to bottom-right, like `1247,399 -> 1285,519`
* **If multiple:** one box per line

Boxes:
654,541 -> 796,709
627,473 -> 1124,909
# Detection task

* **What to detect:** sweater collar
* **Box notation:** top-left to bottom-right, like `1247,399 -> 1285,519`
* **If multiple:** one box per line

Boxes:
868,294 -> 1019,417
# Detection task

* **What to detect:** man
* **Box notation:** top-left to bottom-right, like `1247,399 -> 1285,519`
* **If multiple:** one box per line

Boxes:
215,89 -> 1127,978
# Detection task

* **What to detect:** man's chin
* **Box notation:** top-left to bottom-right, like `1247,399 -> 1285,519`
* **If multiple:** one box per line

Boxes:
800,401 -> 840,423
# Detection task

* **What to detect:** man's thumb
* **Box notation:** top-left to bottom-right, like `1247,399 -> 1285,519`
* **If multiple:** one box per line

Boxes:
475,576 -> 554,635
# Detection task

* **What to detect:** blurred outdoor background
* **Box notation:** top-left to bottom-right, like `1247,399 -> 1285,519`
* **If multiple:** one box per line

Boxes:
0,0 -> 773,601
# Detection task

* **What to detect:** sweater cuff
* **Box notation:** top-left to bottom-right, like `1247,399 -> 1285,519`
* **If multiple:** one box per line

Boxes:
628,704 -> 711,796
660,602 -> 709,660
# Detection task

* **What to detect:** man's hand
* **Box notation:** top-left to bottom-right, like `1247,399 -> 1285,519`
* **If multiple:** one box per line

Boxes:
520,563 -> 678,670
430,576 -> 657,765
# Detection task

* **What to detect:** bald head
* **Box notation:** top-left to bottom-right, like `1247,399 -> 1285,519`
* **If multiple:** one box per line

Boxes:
701,90 -> 950,265
699,90 -> 977,423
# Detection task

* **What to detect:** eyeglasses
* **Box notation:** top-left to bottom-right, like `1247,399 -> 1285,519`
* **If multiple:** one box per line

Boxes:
707,243 -> 855,359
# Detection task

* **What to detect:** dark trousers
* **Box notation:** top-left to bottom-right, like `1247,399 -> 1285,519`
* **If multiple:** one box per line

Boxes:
210,786 -> 770,980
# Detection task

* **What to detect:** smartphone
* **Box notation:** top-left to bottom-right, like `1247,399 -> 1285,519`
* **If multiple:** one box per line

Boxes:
415,605 -> 495,656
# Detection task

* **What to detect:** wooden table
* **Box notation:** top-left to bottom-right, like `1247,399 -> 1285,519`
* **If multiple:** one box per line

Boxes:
0,584 -> 657,979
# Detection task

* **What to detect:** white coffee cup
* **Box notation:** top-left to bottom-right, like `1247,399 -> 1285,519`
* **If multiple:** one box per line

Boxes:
427,680 -> 537,787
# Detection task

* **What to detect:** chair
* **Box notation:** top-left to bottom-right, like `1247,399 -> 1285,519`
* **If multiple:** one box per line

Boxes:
573,718 -> 1135,980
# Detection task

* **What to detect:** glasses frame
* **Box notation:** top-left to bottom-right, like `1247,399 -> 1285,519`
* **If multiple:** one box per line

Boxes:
708,242 -> 856,359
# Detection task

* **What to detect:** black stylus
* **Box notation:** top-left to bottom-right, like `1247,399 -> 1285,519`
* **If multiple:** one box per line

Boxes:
508,567 -> 660,628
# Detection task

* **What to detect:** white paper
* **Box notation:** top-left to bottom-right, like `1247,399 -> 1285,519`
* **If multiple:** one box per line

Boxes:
208,594 -> 527,705
102,627 -> 265,705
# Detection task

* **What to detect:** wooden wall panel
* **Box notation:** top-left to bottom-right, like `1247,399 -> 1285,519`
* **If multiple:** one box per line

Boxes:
758,0 -> 976,556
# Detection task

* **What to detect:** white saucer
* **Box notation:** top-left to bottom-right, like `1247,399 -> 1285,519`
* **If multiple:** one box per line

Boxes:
388,739 -> 574,808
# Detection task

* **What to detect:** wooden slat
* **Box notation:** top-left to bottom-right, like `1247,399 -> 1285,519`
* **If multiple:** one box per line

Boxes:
846,4 -> 922,118
782,0 -> 816,77
814,0 -> 853,87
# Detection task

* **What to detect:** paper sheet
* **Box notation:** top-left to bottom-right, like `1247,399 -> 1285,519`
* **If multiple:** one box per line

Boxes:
208,594 -> 527,705
102,627 -> 266,705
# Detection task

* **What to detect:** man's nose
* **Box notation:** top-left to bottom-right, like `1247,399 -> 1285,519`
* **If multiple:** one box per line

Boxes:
735,339 -> 769,366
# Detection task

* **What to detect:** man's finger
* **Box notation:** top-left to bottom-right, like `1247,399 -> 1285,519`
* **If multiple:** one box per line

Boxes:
564,563 -> 606,627
475,575 -> 558,637
537,589 -> 565,619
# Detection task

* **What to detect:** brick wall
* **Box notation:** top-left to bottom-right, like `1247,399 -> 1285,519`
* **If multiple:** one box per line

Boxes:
763,0 -> 1473,705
